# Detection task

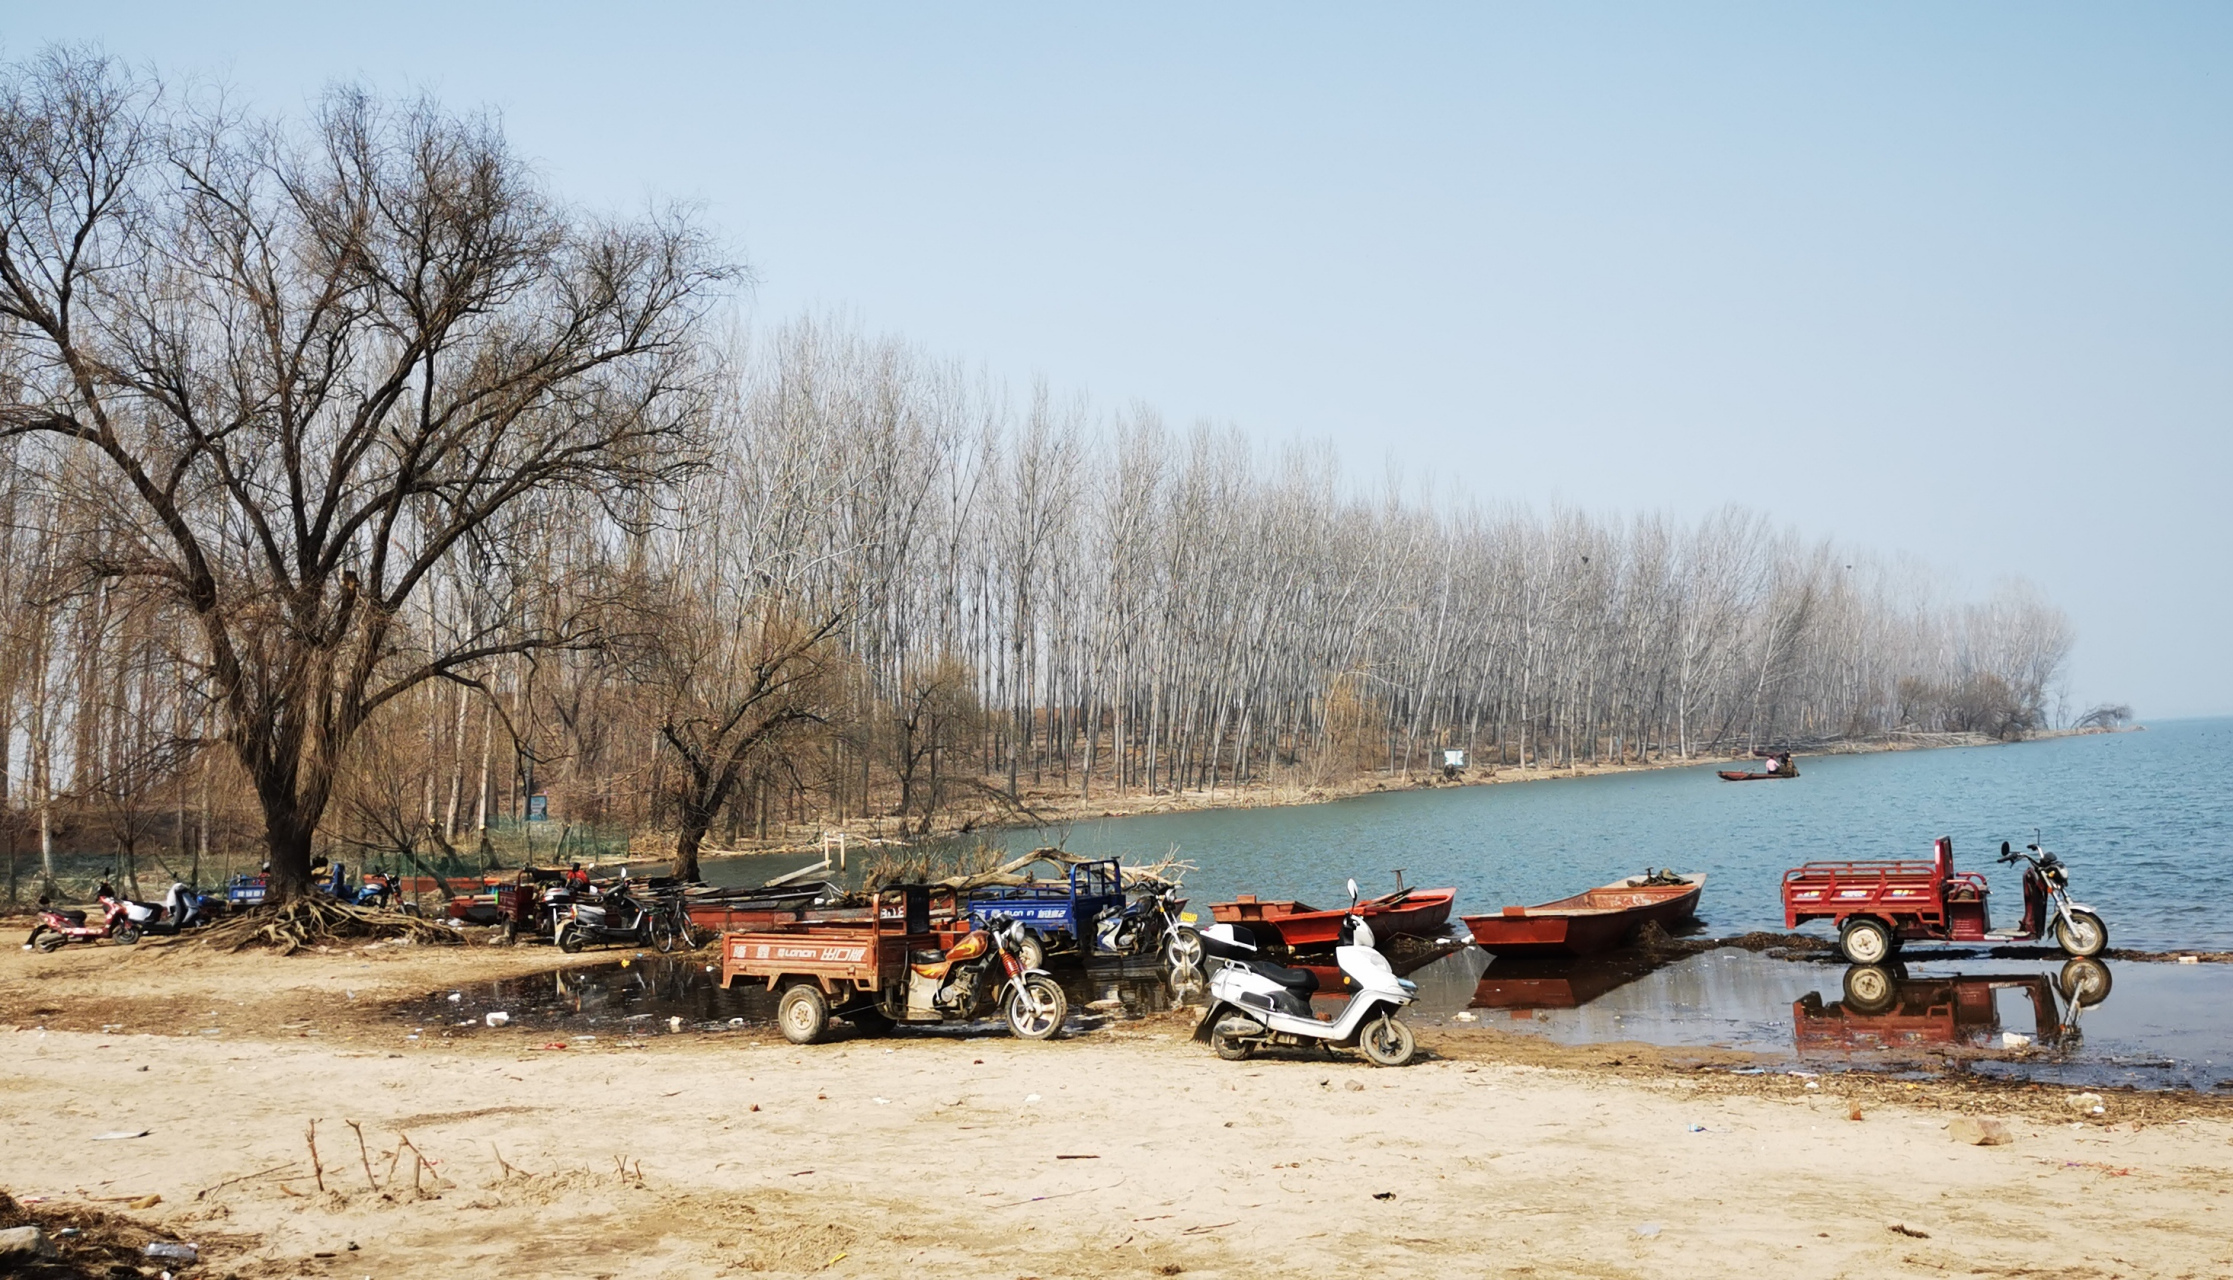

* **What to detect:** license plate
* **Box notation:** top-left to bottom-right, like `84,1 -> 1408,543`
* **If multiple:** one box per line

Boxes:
1179,912 -> 1197,924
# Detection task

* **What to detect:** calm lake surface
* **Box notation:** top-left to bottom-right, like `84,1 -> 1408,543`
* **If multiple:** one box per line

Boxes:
968,717 -> 2233,953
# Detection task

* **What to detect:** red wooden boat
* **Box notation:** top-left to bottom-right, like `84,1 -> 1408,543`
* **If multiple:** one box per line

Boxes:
1460,873 -> 1704,957
1209,886 -> 1456,950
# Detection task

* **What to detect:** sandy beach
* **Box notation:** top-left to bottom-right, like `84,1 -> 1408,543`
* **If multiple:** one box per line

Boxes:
3,938 -> 2228,1279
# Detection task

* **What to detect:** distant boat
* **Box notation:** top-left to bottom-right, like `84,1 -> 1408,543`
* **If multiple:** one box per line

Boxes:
1460,873 -> 1705,957
1717,769 -> 1797,781
1209,886 -> 1456,950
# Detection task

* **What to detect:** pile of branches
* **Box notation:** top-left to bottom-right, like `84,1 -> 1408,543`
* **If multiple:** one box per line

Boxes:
176,898 -> 465,955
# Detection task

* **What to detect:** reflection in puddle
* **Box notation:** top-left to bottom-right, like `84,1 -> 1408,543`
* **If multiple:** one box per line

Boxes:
400,954 -> 1198,1039
1409,946 -> 2231,1091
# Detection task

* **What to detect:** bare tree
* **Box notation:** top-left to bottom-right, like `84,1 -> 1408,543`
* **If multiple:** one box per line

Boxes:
0,52 -> 728,895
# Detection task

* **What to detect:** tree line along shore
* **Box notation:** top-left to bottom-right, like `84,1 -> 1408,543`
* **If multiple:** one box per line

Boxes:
0,52 -> 2117,901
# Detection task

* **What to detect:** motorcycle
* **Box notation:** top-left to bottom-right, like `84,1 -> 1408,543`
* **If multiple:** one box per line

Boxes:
1997,839 -> 2108,956
1094,884 -> 1203,973
1193,878 -> 1419,1067
555,883 -> 686,954
99,882 -> 215,942
26,892 -> 132,951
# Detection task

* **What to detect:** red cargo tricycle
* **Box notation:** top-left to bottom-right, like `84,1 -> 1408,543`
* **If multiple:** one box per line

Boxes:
1783,836 -> 2108,965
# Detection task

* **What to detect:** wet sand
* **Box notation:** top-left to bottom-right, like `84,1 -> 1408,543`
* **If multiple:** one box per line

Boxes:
4,938 -> 2231,1277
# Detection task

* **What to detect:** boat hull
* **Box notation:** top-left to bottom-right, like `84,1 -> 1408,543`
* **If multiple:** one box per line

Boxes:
1718,770 -> 1796,781
1460,875 -> 1704,957
1210,888 -> 1456,950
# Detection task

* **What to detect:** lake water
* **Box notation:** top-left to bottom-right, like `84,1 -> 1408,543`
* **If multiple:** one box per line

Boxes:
958,717 -> 2233,953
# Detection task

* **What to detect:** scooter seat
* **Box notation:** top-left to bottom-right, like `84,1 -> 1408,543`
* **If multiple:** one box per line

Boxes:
48,908 -> 86,926
1247,960 -> 1319,994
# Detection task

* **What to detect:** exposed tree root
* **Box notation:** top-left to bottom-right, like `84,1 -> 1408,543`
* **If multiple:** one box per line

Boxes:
162,897 -> 464,955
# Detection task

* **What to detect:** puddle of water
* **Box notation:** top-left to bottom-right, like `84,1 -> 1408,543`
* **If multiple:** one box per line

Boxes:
1410,947 -> 2233,1092
398,953 -> 1197,1040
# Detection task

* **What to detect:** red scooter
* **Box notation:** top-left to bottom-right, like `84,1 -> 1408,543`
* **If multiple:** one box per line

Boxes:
26,886 -> 134,952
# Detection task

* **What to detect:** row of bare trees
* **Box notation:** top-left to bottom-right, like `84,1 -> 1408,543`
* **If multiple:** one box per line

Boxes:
0,52 -> 2080,897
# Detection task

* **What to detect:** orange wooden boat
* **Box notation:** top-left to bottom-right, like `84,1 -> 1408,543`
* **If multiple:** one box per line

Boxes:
1210,886 -> 1456,950
1460,873 -> 1704,957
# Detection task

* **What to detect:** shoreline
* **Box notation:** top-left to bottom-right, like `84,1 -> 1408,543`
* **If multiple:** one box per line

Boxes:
680,726 -> 2128,867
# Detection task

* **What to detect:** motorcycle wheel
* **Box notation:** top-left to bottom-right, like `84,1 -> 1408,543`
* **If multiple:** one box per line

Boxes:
1014,932 -> 1047,972
1005,975 -> 1067,1041
1164,926 -> 1204,973
778,983 -> 832,1045
1358,1012 -> 1417,1067
1166,963 -> 1207,1003
557,924 -> 585,954
32,928 -> 66,953
2055,911 -> 2108,958
115,925 -> 142,946
2059,957 -> 2112,1007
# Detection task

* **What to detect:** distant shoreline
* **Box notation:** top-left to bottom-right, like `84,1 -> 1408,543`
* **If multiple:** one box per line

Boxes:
678,725 -> 2137,869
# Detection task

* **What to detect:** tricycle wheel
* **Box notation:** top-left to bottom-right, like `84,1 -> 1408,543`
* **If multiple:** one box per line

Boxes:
1358,1012 -> 1417,1067
2058,957 -> 2112,1007
1165,926 -> 1204,973
848,1008 -> 894,1037
778,983 -> 832,1045
1838,917 -> 1893,965
2055,911 -> 2107,958
1004,975 -> 1067,1040
500,922 -> 518,945
1014,931 -> 1047,971
556,924 -> 585,954
1841,964 -> 1898,1014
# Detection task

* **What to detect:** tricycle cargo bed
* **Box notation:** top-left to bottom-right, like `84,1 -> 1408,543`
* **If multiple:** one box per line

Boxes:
719,928 -> 909,992
1783,858 -> 1986,928
717,883 -> 952,994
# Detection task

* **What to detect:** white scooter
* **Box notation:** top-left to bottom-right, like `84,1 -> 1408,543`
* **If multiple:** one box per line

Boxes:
1192,878 -> 1419,1067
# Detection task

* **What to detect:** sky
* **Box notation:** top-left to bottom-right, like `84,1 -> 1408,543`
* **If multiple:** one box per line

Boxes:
8,4 -> 2229,717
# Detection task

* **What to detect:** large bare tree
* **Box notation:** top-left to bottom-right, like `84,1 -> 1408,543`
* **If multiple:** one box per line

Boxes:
0,51 -> 728,895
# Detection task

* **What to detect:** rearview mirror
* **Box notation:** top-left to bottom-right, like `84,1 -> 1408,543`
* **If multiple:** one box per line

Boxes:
2001,841 -> 2011,856
1346,877 -> 1359,902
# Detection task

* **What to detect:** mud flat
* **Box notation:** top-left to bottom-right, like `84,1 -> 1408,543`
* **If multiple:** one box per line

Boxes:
2,939 -> 2231,1278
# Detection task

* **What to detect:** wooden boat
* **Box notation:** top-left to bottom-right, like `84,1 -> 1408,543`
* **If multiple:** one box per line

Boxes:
1210,886 -> 1456,950
1460,873 -> 1704,957
1718,769 -> 1796,781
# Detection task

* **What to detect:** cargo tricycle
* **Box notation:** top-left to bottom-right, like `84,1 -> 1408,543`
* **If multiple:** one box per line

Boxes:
720,885 -> 1067,1045
1784,836 -> 2108,965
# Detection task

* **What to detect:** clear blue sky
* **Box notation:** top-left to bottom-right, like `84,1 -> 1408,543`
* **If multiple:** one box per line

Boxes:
11,4 -> 2230,716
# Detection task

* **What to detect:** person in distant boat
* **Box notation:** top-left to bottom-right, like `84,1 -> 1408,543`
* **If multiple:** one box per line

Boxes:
1764,755 -> 1780,774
